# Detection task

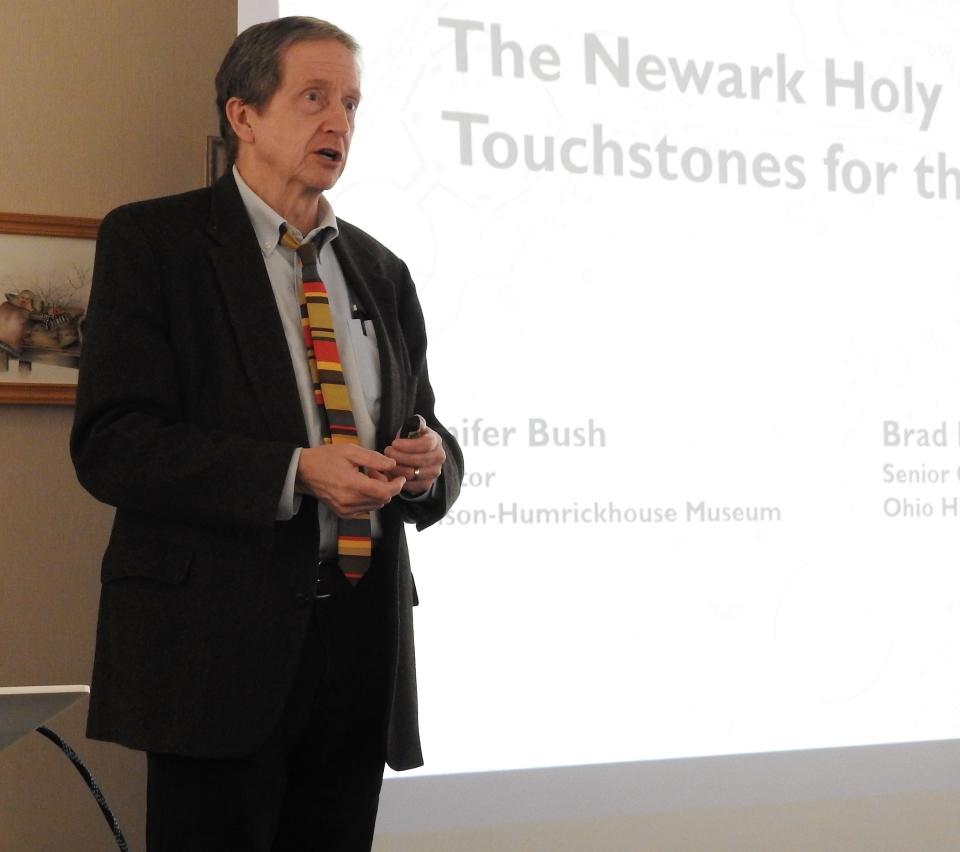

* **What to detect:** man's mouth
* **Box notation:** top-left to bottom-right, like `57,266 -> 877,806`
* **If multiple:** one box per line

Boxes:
315,148 -> 342,162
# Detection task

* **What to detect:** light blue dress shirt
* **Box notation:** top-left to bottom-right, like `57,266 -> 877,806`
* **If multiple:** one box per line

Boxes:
233,166 -> 385,554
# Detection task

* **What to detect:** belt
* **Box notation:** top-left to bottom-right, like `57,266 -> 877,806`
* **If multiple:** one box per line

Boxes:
313,557 -> 353,600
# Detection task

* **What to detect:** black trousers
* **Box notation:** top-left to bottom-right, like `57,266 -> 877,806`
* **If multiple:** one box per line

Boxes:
146,579 -> 391,852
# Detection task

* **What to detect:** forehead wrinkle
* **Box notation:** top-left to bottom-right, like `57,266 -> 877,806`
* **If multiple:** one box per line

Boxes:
279,43 -> 362,99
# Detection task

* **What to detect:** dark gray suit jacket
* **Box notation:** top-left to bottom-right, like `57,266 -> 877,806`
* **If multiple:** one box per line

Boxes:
71,172 -> 462,770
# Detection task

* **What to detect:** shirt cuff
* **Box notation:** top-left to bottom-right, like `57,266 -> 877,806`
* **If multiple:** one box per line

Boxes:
276,448 -> 303,520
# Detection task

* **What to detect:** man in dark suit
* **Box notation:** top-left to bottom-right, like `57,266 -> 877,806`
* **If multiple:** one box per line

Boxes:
71,16 -> 462,851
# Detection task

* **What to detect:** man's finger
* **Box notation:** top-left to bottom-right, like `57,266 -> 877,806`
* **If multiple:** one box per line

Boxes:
345,445 -> 398,472
344,468 -> 405,501
388,431 -> 441,454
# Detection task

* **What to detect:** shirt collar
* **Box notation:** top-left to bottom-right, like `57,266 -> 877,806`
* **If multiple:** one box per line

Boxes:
232,164 -> 339,257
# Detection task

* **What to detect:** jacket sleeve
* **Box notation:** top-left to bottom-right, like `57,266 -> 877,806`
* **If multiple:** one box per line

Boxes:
70,205 -> 296,529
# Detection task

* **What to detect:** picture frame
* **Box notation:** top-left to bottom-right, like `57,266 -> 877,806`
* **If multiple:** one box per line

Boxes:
206,135 -> 228,186
0,213 -> 100,405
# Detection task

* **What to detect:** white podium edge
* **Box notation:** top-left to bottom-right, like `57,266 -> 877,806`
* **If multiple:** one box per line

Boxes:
0,685 -> 90,752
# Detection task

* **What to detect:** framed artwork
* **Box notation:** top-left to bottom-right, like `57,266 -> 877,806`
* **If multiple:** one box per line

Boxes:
0,213 -> 100,405
206,135 -> 228,186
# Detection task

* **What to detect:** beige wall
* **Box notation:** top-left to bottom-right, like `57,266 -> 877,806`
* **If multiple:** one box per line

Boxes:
0,2 -> 234,850
0,2 -> 235,218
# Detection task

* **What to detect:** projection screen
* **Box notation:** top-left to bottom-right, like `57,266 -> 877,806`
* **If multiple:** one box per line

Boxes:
240,0 -> 960,828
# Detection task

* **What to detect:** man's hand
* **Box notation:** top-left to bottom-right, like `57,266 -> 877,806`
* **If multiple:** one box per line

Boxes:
384,426 -> 446,496
295,444 -> 406,518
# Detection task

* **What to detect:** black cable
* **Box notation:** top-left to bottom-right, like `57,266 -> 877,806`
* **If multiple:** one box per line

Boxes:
35,726 -> 130,852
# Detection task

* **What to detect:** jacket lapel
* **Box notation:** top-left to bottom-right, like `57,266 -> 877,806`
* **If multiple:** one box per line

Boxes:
206,173 -> 308,447
332,226 -> 407,451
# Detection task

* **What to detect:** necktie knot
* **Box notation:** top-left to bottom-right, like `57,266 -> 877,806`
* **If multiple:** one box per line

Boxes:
280,226 -> 325,282
296,240 -> 322,283
295,239 -> 319,264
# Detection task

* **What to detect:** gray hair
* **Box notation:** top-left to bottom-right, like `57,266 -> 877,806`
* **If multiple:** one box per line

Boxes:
215,16 -> 360,163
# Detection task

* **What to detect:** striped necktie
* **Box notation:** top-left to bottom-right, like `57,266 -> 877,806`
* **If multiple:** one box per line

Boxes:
280,228 -> 372,584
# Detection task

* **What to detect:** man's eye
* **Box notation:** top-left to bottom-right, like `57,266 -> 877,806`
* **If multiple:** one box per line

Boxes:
305,91 -> 318,102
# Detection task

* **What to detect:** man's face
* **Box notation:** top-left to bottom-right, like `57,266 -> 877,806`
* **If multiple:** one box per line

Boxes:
243,38 -> 361,194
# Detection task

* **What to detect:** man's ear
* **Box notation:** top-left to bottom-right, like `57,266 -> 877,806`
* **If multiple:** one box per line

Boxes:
225,97 -> 256,144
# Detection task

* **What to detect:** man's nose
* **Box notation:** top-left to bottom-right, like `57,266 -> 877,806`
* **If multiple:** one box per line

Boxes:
321,102 -> 351,134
